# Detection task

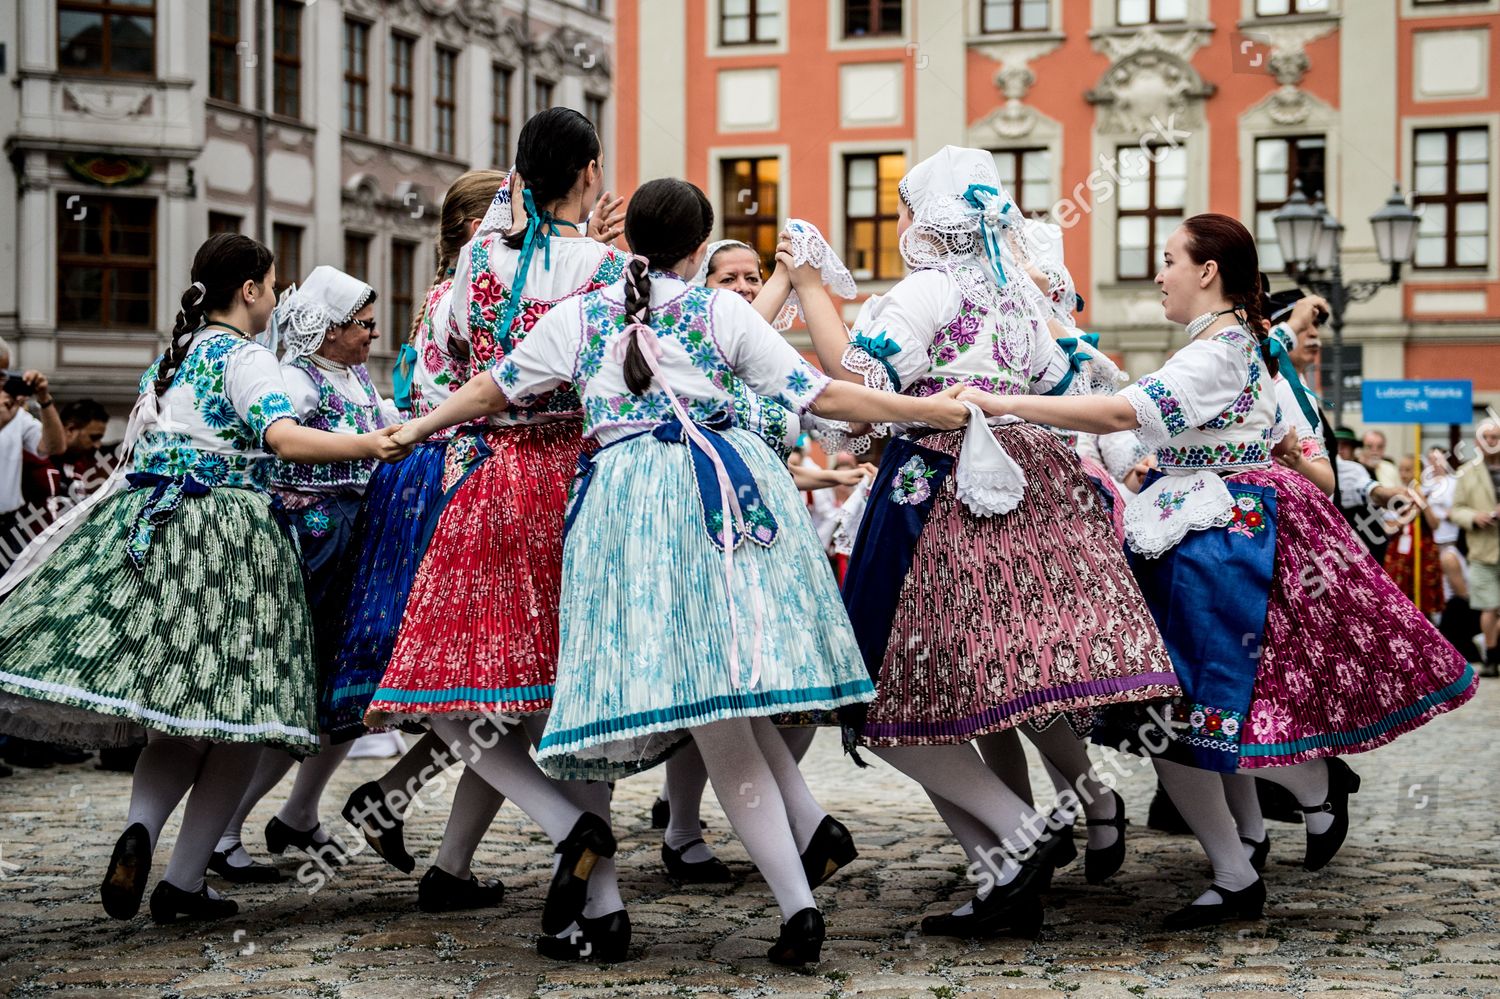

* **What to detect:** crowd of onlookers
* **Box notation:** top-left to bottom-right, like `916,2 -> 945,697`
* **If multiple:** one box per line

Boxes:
0,335 -> 134,778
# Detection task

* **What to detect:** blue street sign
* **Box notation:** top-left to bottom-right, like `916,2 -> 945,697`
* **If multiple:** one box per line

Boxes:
1361,380 -> 1473,424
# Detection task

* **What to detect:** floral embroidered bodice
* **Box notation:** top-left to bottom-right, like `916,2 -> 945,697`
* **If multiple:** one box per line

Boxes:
1119,325 -> 1284,474
453,234 -> 626,428
271,357 -> 390,492
134,330 -> 298,490
493,274 -> 829,446
410,279 -> 464,440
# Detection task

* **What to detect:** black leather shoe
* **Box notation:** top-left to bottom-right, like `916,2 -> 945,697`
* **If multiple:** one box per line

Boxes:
967,854 -> 1047,940
1300,757 -> 1360,872
207,847 -> 283,884
148,880 -> 239,924
650,797 -> 670,829
537,909 -> 631,963
265,816 -> 347,866
800,815 -> 857,889
1242,834 -> 1270,873
1084,790 -> 1128,884
767,907 -> 825,966
100,822 -> 152,919
1162,879 -> 1266,930
1031,821 -> 1076,892
342,781 -> 415,874
661,839 -> 732,883
543,813 -> 617,935
417,865 -> 505,913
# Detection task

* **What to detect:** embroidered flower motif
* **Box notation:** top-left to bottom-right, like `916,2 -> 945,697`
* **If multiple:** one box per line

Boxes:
785,368 -> 813,396
1152,478 -> 1205,521
1227,493 -> 1270,539
891,456 -> 936,506
201,396 -> 238,430
1138,376 -> 1187,437
302,508 -> 331,537
469,267 -> 506,309
1221,717 -> 1240,737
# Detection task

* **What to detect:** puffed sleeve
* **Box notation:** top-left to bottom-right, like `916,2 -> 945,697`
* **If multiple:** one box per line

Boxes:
716,290 -> 830,413
225,344 -> 299,446
491,296 -> 581,407
276,364 -> 321,420
1274,376 -> 1325,461
841,269 -> 957,393
1117,338 -> 1253,449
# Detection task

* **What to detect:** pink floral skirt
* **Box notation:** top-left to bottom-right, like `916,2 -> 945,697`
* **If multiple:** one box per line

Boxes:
1231,465 -> 1475,768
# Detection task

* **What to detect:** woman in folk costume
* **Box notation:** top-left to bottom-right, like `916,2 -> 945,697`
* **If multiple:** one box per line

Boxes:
648,231 -> 871,886
804,146 -> 1180,940
362,107 -> 630,958
205,265 -> 400,882
0,234 -> 406,923
393,178 -> 969,964
960,213 -> 1476,928
322,171 -> 512,911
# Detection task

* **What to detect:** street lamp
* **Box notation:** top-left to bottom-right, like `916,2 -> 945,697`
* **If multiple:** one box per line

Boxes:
1272,181 -> 1421,418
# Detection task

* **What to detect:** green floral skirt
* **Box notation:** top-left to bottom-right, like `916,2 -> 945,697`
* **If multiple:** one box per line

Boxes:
0,486 -> 318,749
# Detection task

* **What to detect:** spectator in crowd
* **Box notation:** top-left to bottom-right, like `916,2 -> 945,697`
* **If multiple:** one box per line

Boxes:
1362,430 -> 1402,489
1334,427 -> 1407,561
0,336 -> 65,572
1427,446 -> 1483,666
53,398 -> 114,492
1450,420 -> 1500,677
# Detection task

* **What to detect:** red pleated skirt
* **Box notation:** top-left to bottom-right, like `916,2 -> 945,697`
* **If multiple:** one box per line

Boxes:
365,421 -> 582,724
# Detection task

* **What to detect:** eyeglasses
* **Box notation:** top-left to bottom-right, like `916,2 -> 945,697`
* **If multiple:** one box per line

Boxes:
349,318 -> 377,331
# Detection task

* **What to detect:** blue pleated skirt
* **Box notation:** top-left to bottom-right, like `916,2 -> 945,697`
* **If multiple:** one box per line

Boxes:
536,427 -> 875,780
322,441 -> 448,741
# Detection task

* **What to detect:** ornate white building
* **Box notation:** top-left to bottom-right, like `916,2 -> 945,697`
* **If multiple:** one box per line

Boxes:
1,0 -> 614,405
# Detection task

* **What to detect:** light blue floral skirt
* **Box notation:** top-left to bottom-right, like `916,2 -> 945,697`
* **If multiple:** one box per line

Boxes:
536,427 -> 875,780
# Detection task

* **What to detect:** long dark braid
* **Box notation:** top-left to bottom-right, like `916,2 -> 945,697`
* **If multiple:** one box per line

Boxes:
620,178 -> 714,395
155,233 -> 274,398
1180,214 -> 1278,378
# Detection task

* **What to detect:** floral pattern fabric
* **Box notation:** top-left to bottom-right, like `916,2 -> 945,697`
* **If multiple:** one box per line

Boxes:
134,331 -> 298,490
271,358 -> 389,492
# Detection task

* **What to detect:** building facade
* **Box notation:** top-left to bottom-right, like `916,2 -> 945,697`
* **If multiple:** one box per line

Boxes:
614,0 -> 1500,444
1,0 -> 614,406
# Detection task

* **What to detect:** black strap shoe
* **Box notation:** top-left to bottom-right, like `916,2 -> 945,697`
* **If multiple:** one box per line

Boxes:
100,822 -> 152,920
1084,789 -> 1128,884
537,909 -> 631,963
342,781 -> 415,874
968,854 -> 1047,940
1299,757 -> 1360,872
265,816 -> 347,866
799,815 -> 857,889
767,907 -> 825,966
650,797 -> 670,829
207,847 -> 283,884
417,865 -> 505,913
1162,878 -> 1266,930
661,839 -> 733,883
542,813 -> 617,935
148,880 -> 239,924
1242,834 -> 1270,873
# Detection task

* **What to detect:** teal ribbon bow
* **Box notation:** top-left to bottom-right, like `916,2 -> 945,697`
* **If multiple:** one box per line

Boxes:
1265,324 -> 1321,431
493,188 -> 582,355
961,183 -> 1011,289
392,342 -> 417,413
1045,332 -> 1101,397
125,472 -> 211,570
852,331 -> 903,392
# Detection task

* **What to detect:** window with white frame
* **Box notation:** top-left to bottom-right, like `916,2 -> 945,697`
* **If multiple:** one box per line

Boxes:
1414,126 -> 1490,269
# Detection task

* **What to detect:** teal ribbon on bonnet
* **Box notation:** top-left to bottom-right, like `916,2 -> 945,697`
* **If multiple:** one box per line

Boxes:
493,188 -> 582,355
1044,332 -> 1101,397
960,183 -> 1012,289
1265,324 -> 1322,431
851,331 -> 903,392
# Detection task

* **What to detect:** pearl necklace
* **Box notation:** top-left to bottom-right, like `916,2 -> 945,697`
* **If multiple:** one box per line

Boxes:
1184,308 -> 1237,339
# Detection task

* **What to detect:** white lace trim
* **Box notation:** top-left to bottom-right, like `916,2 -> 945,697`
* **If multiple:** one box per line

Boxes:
1119,384 -> 1172,450
954,404 -> 1027,517
1124,471 -> 1236,559
778,219 -> 858,331
841,342 -> 897,395
806,415 -> 871,457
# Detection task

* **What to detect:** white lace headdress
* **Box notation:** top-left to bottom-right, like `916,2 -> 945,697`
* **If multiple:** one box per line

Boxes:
269,265 -> 375,360
690,239 -> 755,287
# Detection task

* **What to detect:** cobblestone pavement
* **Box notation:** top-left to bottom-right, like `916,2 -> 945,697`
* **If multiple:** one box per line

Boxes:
2,682 -> 1497,999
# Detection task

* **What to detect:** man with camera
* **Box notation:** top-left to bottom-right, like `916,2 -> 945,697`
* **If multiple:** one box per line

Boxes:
0,336 -> 66,573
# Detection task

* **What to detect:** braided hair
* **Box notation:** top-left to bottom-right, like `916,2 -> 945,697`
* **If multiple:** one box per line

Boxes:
408,169 -> 509,365
1179,214 -> 1277,377
155,234 -> 274,398
620,179 -> 714,395
502,108 -> 601,251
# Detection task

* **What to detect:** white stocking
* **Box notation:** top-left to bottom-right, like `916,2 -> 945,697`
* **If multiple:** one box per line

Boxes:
276,736 -> 354,835
428,716 -> 582,844
1021,721 -> 1118,849
1155,759 -> 1258,903
1221,773 -> 1266,856
694,718 -> 815,921
749,716 -> 826,852
162,741 -> 264,893
663,741 -> 715,862
1241,760 -> 1332,834
433,765 -> 506,880
216,748 -> 294,857
378,729 -> 458,810
974,728 -> 1035,807
778,726 -> 817,763
127,733 -> 210,846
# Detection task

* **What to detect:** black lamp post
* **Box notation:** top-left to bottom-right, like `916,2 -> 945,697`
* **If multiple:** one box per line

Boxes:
1272,183 -> 1421,418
